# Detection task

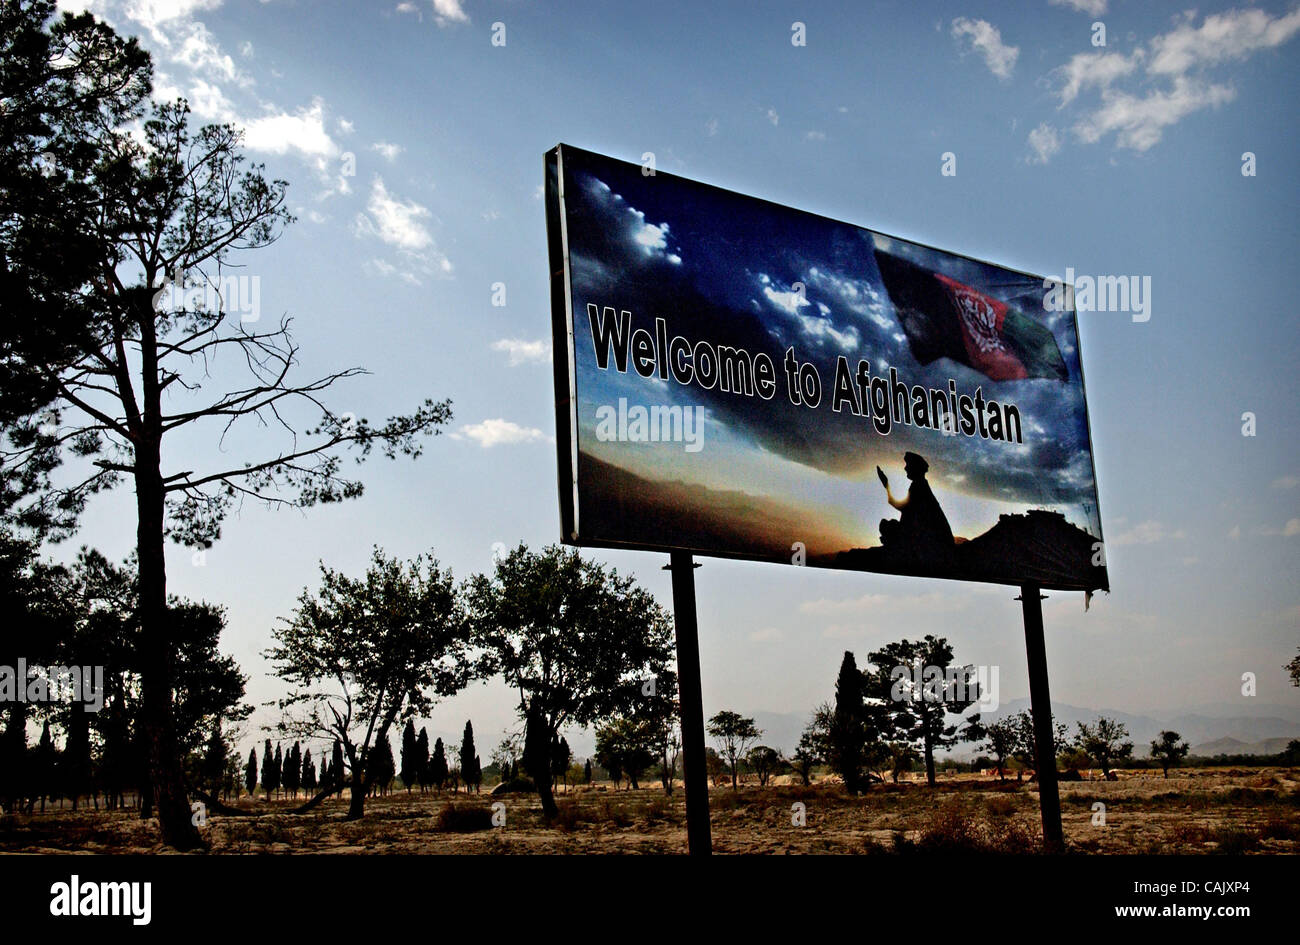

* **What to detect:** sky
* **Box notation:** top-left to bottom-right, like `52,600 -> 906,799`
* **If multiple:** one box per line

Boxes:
48,0 -> 1300,758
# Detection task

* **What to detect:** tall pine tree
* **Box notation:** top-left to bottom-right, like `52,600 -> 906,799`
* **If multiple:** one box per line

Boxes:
245,748 -> 257,798
414,727 -> 430,793
459,722 -> 478,794
430,737 -> 448,791
828,651 -> 867,794
399,720 -> 418,794
260,740 -> 275,799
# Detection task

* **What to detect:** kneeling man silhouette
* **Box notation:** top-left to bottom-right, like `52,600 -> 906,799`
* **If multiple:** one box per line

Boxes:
877,452 -> 955,560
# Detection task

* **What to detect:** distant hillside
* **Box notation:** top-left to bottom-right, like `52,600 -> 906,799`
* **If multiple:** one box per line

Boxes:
736,700 -> 1300,759
1191,736 -> 1298,757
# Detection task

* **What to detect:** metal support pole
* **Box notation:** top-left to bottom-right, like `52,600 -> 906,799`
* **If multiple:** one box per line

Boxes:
667,552 -> 711,855
1019,581 -> 1064,854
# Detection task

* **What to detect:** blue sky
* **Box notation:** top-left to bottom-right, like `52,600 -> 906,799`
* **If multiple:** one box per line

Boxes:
54,0 -> 1300,756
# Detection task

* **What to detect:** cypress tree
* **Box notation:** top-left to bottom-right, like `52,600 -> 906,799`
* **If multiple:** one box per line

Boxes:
331,739 -> 345,794
302,749 -> 316,793
399,720 -> 418,793
261,739 -> 275,799
272,744 -> 283,798
284,742 -> 301,798
245,748 -> 257,797
459,721 -> 476,792
584,758 -> 592,784
202,723 -> 227,799
35,720 -> 55,813
415,728 -> 430,793
829,651 -> 866,794
62,705 -> 91,810
430,737 -> 448,791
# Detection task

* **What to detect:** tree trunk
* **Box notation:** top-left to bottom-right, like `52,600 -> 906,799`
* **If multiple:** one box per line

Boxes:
347,772 -> 366,819
134,437 -> 202,849
923,729 -> 936,786
522,709 -> 557,818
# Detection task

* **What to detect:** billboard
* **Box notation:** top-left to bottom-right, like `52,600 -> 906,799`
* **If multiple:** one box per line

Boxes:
546,144 -> 1107,592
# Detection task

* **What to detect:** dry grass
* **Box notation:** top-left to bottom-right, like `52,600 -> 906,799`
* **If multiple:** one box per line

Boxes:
0,766 -> 1296,854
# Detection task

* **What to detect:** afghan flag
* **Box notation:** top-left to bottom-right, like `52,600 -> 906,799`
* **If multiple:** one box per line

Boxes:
873,250 -> 1067,383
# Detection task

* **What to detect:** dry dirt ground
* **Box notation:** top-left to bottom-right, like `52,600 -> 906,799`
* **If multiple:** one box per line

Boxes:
2,767 -> 1297,854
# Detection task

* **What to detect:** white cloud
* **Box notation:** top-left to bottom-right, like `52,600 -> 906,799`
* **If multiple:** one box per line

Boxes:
491,338 -> 549,366
1053,50 -> 1142,107
356,177 -> 432,251
1073,75 -> 1235,151
1253,518 -> 1300,538
1056,9 -> 1300,154
950,17 -> 1019,79
171,20 -> 248,86
705,117 -> 719,136
805,130 -> 826,141
1026,122 -> 1061,164
430,0 -> 469,27
1049,0 -> 1107,15
239,40 -> 253,58
353,177 -> 452,282
242,98 -> 339,161
1271,475 -> 1299,490
766,108 -> 780,126
1147,8 -> 1300,76
1112,520 -> 1187,546
121,0 -> 223,44
370,140 -> 403,161
762,284 -> 811,316
454,419 -> 549,448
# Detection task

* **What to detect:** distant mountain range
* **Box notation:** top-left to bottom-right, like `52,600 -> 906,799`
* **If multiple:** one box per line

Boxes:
747,700 -> 1300,758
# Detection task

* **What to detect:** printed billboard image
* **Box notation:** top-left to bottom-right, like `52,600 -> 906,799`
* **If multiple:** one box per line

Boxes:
546,144 -> 1107,592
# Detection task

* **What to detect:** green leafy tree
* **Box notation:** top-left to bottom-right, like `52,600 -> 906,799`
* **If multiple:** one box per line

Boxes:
707,711 -> 761,789
1149,730 -> 1189,779
595,716 -> 656,790
0,4 -> 452,849
1076,717 -> 1133,779
1287,648 -> 1300,687
864,636 -> 983,786
1007,709 -> 1070,780
982,716 -> 1018,781
266,548 -> 471,819
747,746 -> 784,786
467,544 -> 673,818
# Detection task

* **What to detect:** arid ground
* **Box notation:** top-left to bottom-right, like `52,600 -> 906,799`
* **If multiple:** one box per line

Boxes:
2,767 -> 1296,855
